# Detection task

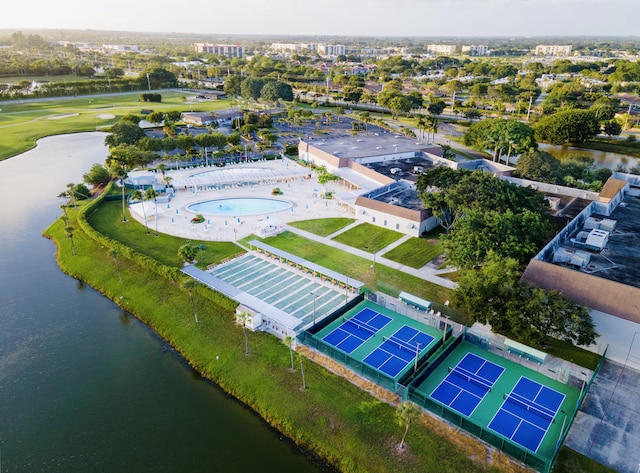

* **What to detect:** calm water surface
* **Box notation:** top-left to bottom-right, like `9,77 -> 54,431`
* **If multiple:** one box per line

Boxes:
0,133 -> 328,472
539,143 -> 639,171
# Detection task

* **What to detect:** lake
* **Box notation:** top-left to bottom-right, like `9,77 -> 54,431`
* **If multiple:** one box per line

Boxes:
0,133 -> 329,472
539,143 -> 639,171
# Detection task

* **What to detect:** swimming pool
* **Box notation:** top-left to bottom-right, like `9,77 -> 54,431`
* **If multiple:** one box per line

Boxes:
187,198 -> 292,216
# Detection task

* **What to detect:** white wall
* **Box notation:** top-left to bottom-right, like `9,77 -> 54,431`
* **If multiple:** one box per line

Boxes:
355,204 -> 438,237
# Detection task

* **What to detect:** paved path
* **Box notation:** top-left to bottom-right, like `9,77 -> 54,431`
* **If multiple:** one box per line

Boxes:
283,224 -> 458,289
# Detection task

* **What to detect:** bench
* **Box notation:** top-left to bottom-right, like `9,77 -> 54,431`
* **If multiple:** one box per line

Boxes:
504,338 -> 547,364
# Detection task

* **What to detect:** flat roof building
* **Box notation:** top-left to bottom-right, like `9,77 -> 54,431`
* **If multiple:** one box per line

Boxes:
522,173 -> 640,367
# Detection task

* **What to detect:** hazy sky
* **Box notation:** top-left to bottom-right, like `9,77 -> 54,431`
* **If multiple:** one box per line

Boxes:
1,0 -> 636,37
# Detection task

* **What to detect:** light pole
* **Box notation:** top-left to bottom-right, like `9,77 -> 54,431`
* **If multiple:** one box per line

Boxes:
443,315 -> 450,346
414,342 -> 422,372
310,292 -> 317,326
146,73 -> 151,91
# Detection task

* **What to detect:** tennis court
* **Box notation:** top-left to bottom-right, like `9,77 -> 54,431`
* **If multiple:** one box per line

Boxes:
322,307 -> 392,354
411,341 -> 580,462
363,326 -> 435,377
312,300 -> 445,383
488,377 -> 565,453
430,353 -> 505,416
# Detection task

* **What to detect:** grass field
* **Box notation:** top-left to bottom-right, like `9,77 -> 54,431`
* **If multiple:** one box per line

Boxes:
0,91 -> 237,161
88,200 -> 242,268
332,222 -> 404,252
382,233 -> 444,269
288,217 -> 356,236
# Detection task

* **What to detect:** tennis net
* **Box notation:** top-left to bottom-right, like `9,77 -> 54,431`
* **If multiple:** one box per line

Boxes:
448,366 -> 493,392
344,317 -> 377,337
384,336 -> 420,355
505,392 -> 556,423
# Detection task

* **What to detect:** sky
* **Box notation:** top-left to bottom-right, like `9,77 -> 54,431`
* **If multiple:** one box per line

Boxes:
1,0 -> 637,38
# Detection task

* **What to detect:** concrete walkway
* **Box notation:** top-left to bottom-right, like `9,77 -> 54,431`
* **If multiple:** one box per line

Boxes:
283,224 -> 458,289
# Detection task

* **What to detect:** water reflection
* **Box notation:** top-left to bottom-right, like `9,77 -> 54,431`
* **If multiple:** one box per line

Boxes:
539,143 -> 639,171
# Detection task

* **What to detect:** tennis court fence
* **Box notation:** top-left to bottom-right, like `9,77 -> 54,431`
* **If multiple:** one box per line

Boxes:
299,330 -> 399,392
406,338 -> 609,473
407,388 -> 550,471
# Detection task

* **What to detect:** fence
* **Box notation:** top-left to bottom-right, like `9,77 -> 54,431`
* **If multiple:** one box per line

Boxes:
298,331 -> 399,392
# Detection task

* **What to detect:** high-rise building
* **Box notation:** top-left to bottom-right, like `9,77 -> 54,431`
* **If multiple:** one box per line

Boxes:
534,45 -> 572,56
192,43 -> 244,58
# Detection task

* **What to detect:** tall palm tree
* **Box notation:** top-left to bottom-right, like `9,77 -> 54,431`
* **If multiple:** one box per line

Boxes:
109,248 -> 122,282
144,187 -> 158,236
64,225 -> 76,256
426,115 -> 439,143
298,353 -> 307,390
129,189 -> 150,234
237,312 -> 250,354
284,335 -> 296,371
183,278 -> 199,324
396,401 -> 420,450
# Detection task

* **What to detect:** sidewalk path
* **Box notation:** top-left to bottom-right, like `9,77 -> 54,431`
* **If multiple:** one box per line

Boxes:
284,224 -> 458,290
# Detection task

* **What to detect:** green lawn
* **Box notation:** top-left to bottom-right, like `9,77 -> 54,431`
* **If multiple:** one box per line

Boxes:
288,217 -> 356,237
87,200 -> 242,268
0,92 -> 237,161
382,234 -> 444,269
332,222 -> 404,253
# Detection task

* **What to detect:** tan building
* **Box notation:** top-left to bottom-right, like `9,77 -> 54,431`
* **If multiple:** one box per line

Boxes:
534,45 -> 572,56
192,43 -> 244,58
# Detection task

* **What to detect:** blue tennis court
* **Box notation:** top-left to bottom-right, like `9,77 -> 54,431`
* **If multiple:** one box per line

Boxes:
322,308 -> 391,354
430,353 -> 505,416
488,377 -> 565,452
363,325 -> 435,377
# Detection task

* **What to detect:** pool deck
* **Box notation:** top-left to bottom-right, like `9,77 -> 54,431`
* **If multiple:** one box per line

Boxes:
127,159 -> 359,242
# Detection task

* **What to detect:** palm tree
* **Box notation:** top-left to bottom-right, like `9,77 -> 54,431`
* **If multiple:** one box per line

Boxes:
144,187 -> 158,236
426,115 -> 439,143
298,353 -> 307,390
64,225 -> 76,256
109,165 -> 128,222
129,189 -> 150,234
237,312 -> 250,354
109,248 -> 122,282
183,278 -> 199,324
284,335 -> 296,371
396,401 -> 420,450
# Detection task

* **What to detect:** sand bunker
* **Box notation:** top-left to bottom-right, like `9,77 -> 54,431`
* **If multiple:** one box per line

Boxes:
96,114 -> 116,119
48,113 -> 79,120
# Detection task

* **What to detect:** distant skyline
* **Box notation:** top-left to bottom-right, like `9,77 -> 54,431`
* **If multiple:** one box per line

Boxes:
2,0 -> 637,39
